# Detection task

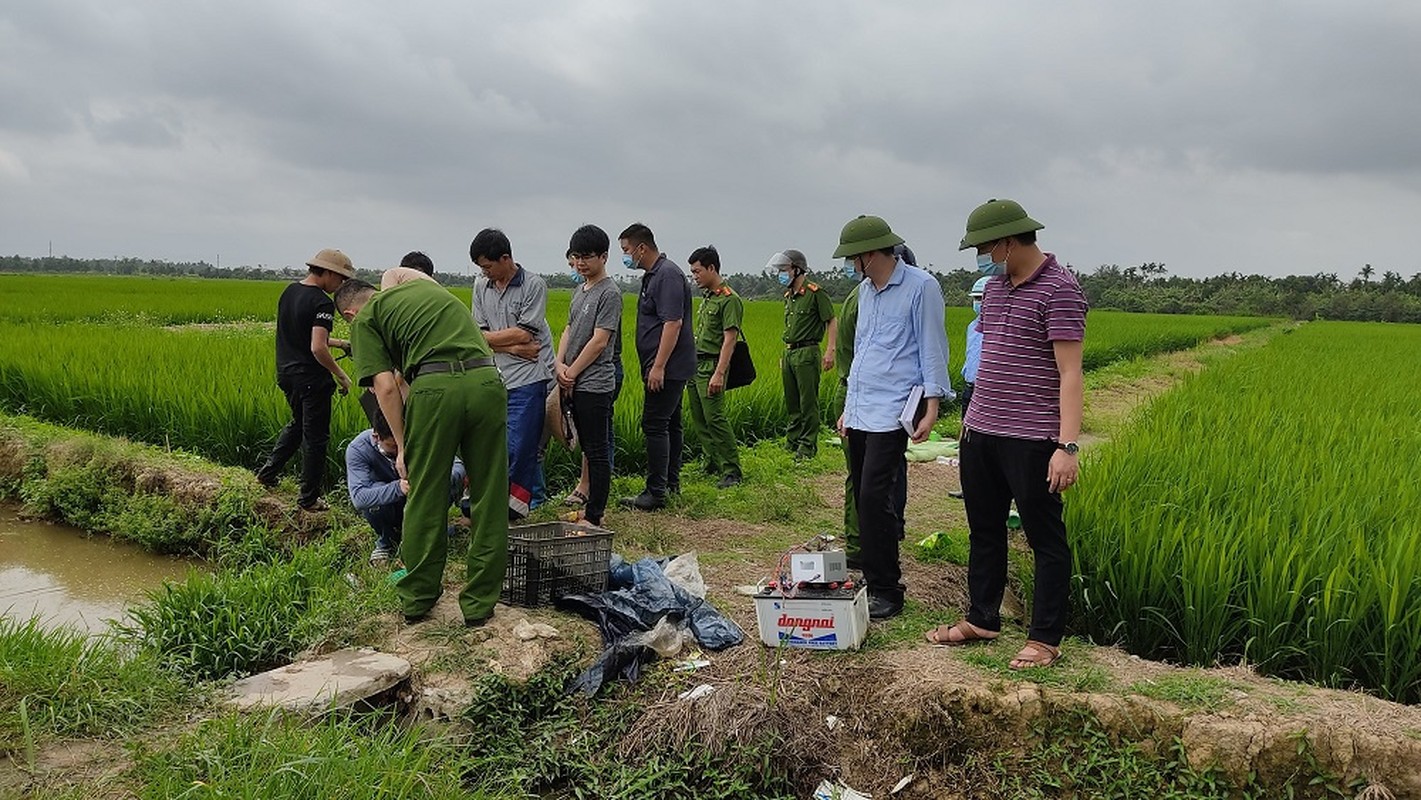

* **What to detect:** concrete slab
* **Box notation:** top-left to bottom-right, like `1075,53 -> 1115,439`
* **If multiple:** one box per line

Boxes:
228,648 -> 412,713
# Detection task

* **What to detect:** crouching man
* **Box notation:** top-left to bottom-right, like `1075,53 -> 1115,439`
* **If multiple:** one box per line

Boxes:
346,414 -> 468,567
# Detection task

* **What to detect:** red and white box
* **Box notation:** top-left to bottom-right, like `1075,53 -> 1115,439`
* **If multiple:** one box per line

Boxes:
753,586 -> 869,650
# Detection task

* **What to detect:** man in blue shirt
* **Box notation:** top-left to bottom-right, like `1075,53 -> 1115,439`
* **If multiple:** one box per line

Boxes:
346,414 -> 468,566
961,275 -> 989,414
833,215 -> 952,619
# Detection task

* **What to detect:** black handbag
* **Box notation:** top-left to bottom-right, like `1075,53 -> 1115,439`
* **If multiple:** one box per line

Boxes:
725,336 -> 756,390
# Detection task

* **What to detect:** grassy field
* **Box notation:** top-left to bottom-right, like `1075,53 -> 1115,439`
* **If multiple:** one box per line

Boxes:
0,273 -> 1271,490
1069,321 -> 1421,703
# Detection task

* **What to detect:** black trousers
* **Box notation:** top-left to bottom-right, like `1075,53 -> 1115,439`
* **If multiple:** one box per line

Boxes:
641,379 -> 686,498
846,427 -> 909,604
960,428 -> 1071,646
571,389 -> 614,525
258,375 -> 335,506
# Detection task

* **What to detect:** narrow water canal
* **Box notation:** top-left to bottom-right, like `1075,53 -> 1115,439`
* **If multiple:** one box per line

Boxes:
0,504 -> 196,633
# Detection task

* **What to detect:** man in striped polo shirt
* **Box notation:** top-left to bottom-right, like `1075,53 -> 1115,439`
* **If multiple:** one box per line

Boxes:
923,199 -> 1086,670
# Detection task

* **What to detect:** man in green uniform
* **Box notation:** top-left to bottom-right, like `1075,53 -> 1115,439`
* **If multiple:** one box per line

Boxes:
768,249 -> 837,459
335,273 -> 509,627
686,246 -> 744,489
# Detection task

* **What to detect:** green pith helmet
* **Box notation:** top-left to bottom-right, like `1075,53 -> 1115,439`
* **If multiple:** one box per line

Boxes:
958,199 -> 1044,250
832,215 -> 905,258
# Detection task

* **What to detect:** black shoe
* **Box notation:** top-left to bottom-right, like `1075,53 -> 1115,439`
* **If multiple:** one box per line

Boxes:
298,499 -> 330,512
948,490 -> 964,500
716,472 -> 742,489
867,595 -> 903,620
618,492 -> 665,511
256,472 -> 278,489
464,614 -> 492,628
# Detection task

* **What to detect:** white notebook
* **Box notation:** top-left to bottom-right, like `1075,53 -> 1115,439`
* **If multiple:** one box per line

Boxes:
899,385 -> 926,435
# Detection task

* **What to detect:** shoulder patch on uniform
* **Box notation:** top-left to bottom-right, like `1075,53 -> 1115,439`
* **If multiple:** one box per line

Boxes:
806,282 -> 820,291
719,286 -> 733,296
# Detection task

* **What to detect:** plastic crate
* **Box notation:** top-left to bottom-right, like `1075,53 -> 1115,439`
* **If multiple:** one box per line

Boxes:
501,521 -> 613,607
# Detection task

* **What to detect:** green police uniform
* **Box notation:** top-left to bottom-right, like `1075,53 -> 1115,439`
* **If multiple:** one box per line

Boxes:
350,280 -> 509,623
687,284 -> 744,480
782,281 -> 834,458
833,284 -> 861,559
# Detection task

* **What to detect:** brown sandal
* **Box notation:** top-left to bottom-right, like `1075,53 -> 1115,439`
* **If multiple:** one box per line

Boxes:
924,620 -> 999,647
1009,640 -> 1061,669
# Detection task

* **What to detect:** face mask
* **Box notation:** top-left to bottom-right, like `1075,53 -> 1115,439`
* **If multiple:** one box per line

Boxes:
841,258 -> 858,280
972,300 -> 982,313
571,271 -> 586,285
976,246 -> 1006,275
622,254 -> 637,269
777,271 -> 791,287
376,438 -> 396,458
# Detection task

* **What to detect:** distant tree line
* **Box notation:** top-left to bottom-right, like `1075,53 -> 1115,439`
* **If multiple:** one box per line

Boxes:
6,254 -> 1419,322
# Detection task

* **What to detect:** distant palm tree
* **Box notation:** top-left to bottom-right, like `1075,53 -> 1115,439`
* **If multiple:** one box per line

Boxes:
1360,264 -> 1374,284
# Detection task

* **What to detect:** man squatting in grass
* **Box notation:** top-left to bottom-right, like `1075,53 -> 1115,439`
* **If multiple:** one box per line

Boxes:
470,228 -> 556,520
346,412 -> 468,567
687,245 -> 744,489
833,216 -> 951,620
619,222 -> 697,511
561,247 -> 626,508
336,273 -> 509,627
255,248 -> 354,511
768,249 -> 837,460
834,244 -> 915,568
924,199 -> 1086,670
554,224 -> 621,527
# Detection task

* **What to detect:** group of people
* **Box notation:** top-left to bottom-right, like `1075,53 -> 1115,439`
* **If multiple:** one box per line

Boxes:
253,200 -> 1088,670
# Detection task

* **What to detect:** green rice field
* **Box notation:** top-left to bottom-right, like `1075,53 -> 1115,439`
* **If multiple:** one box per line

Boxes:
1069,321 -> 1421,703
0,273 -> 1270,482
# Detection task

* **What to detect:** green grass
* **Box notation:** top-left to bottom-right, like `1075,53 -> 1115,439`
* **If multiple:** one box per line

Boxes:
1070,321 -> 1421,703
130,710 -> 496,800
0,618 -> 191,753
1128,673 -> 1239,711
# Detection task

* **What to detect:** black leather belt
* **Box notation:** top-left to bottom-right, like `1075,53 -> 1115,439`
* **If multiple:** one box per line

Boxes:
408,356 -> 496,382
786,341 -> 817,350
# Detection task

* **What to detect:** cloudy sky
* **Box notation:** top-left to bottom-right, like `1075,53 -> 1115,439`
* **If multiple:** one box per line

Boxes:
2,1 -> 1418,280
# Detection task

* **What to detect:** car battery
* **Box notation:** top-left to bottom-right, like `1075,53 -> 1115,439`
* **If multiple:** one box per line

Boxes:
753,585 -> 868,650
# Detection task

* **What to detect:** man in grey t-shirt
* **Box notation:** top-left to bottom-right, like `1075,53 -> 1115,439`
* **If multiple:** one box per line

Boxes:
555,224 -> 622,527
470,228 -> 554,520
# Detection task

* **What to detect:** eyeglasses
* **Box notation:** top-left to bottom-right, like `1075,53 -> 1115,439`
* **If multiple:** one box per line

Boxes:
570,253 -> 605,262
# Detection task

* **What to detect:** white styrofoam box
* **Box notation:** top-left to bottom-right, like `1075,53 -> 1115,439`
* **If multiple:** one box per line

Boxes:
788,551 -> 849,585
753,586 -> 868,650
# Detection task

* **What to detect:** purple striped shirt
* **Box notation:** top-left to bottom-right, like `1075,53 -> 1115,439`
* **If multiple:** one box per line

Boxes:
963,254 -> 1087,441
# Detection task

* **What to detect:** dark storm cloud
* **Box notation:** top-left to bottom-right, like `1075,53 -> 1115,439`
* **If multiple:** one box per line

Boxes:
0,0 -> 1417,278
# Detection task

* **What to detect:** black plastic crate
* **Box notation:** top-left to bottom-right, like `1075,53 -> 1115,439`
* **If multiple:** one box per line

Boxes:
501,521 -> 613,607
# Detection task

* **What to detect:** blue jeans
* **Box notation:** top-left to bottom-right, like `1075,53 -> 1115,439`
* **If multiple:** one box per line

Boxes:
363,503 -> 404,553
506,380 -> 549,518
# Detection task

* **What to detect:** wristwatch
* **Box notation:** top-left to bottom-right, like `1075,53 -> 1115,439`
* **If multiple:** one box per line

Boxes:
1055,441 -> 1079,456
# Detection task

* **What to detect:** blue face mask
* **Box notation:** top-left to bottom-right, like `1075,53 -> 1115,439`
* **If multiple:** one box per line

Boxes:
622,254 -> 637,270
777,271 -> 791,287
976,249 -> 1005,276
972,300 -> 982,313
841,258 -> 859,280
571,271 -> 585,285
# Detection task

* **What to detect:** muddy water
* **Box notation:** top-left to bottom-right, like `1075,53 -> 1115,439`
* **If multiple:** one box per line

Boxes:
0,505 -> 197,634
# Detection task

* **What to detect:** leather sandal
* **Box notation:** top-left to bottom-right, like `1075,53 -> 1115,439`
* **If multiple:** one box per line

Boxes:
924,620 -> 999,646
562,490 -> 588,507
1009,640 -> 1061,669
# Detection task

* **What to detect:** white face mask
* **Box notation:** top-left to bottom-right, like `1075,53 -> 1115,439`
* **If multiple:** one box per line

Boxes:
375,436 -> 396,458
